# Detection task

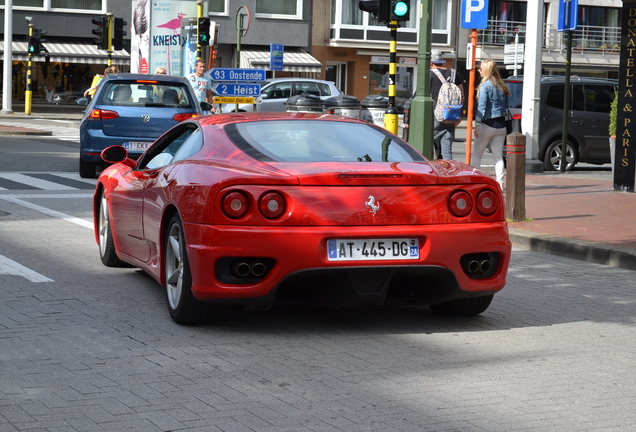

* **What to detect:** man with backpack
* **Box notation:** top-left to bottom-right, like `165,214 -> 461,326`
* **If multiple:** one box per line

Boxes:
430,49 -> 464,160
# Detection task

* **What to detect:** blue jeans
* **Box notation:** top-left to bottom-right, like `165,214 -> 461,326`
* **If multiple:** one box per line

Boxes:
433,119 -> 455,160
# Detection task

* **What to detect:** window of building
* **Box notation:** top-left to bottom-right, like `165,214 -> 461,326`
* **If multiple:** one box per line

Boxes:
256,0 -> 302,18
209,0 -> 226,14
1,0 -> 44,6
50,0 -> 100,9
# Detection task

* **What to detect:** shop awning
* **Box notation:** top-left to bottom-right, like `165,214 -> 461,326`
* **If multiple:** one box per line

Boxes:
0,40 -> 130,65
239,47 -> 322,73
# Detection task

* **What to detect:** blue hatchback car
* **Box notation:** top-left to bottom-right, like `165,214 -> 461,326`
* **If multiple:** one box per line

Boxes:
77,73 -> 211,178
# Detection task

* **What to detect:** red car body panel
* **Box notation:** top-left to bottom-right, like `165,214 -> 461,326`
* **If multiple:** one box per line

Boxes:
94,113 -> 511,309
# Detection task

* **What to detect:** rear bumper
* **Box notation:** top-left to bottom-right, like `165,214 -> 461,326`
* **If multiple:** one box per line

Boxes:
183,222 -> 511,307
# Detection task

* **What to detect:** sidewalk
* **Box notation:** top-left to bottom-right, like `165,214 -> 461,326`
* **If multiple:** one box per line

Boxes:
1,113 -> 635,271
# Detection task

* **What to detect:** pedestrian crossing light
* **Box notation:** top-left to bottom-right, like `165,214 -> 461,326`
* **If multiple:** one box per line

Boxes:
390,0 -> 410,22
358,1 -> 391,22
92,16 -> 108,50
198,17 -> 211,45
28,37 -> 39,55
113,17 -> 127,51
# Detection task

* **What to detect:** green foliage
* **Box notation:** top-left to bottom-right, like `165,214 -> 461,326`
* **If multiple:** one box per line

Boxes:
609,90 -> 618,137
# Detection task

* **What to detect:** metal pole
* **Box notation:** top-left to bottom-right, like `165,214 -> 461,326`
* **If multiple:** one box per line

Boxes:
1,0 -> 14,114
25,24 -> 33,115
197,0 -> 203,59
107,13 -> 113,66
560,30 -> 572,172
406,0 -> 433,157
384,22 -> 399,135
465,29 -> 478,165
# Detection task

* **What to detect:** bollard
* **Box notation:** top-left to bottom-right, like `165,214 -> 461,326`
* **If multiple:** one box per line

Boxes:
505,132 -> 526,221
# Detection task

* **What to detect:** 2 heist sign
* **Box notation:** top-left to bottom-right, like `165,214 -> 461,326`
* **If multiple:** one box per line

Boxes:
616,5 -> 636,192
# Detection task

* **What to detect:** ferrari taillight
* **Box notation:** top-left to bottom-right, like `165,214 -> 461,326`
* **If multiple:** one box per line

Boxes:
222,191 -> 249,218
88,109 -> 119,120
476,189 -> 498,216
259,192 -> 286,219
173,113 -> 198,122
448,190 -> 473,218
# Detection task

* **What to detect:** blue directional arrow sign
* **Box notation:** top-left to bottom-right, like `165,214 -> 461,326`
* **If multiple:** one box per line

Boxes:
208,68 -> 266,82
557,0 -> 578,32
212,83 -> 261,97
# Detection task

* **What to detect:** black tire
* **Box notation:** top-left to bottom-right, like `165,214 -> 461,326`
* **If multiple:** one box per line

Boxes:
164,214 -> 220,325
97,190 -> 127,267
79,156 -> 97,179
543,140 -> 577,171
429,294 -> 494,316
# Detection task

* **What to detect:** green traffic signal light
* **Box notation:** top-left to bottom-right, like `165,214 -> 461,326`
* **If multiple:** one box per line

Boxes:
390,0 -> 410,21
198,17 -> 211,46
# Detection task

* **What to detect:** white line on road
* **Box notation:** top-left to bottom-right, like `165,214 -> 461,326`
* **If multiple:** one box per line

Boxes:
0,173 -> 79,190
0,254 -> 54,282
0,194 -> 94,229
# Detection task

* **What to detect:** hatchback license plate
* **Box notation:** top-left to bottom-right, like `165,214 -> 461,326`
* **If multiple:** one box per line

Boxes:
327,238 -> 419,261
124,141 -> 152,151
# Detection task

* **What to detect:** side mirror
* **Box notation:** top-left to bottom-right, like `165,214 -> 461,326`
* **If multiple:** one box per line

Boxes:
260,93 -> 268,100
200,101 -> 213,112
101,146 -> 136,168
76,97 -> 89,106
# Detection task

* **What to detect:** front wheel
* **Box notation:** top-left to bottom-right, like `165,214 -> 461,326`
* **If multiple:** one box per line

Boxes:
164,214 -> 220,325
543,140 -> 577,171
97,191 -> 127,267
429,295 -> 494,316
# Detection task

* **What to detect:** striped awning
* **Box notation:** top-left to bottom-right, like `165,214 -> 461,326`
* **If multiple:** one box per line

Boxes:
0,40 -> 130,65
240,47 -> 322,73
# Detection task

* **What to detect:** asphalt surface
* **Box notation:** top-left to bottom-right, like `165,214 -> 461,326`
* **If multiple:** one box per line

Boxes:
1,112 -> 635,271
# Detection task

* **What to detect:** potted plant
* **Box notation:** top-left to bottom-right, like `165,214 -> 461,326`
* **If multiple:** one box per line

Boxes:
609,90 -> 618,171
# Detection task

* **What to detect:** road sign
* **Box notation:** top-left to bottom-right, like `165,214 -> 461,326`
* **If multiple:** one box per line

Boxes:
212,83 -> 261,97
558,0 -> 578,32
506,64 -> 522,70
504,54 -> 524,64
213,96 -> 258,105
461,0 -> 490,29
208,68 -> 266,82
504,43 -> 524,54
270,43 -> 284,71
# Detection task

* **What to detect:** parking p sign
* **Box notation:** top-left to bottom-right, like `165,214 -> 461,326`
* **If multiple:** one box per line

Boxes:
461,0 -> 490,29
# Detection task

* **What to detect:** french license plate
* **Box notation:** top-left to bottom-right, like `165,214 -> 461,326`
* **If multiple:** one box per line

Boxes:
327,238 -> 419,262
124,141 -> 152,151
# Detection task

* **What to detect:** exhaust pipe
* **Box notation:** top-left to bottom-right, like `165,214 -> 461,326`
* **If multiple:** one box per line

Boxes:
231,261 -> 251,278
479,260 -> 491,273
250,262 -> 267,277
468,260 -> 480,274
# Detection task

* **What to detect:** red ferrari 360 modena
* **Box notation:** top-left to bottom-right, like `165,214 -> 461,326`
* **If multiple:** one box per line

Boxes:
94,112 -> 511,325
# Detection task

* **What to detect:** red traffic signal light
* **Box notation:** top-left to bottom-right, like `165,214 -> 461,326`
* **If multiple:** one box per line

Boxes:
92,16 -> 107,50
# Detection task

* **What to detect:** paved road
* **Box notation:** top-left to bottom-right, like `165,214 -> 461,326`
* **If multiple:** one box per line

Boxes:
1,184 -> 635,431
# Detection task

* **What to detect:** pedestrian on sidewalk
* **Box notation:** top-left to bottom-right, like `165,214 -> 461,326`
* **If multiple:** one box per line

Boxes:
472,59 -> 510,189
430,49 -> 464,160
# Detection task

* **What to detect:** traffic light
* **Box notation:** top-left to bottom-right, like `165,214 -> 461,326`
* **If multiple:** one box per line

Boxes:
34,27 -> 46,54
113,17 -> 127,51
390,0 -> 410,21
28,37 -> 39,56
92,16 -> 107,50
358,1 -> 390,22
198,17 -> 211,45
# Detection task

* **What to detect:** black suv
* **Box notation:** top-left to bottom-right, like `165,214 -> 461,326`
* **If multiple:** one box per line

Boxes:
506,76 -> 617,171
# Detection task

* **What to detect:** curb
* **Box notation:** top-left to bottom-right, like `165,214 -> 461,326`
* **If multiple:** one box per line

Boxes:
509,228 -> 636,271
0,129 -> 53,136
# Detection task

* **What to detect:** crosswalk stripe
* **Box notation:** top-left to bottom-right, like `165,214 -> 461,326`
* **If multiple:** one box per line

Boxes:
0,172 -> 96,191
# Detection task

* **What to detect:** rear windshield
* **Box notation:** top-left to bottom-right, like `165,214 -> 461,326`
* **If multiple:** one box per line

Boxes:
506,80 -> 523,109
97,80 -> 196,108
225,120 -> 424,163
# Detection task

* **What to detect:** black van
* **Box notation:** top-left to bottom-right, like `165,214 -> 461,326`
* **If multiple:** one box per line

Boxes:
506,76 -> 617,171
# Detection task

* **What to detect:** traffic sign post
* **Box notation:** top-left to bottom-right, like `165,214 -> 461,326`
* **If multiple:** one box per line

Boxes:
460,0 -> 490,164
557,0 -> 577,172
558,0 -> 578,32
212,83 -> 261,97
208,68 -> 266,82
270,43 -> 284,72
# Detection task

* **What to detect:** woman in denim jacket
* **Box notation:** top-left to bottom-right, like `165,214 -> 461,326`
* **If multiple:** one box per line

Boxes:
472,59 -> 511,189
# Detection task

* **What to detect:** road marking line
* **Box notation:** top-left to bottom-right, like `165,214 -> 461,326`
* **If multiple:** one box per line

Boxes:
0,195 -> 93,229
0,173 -> 78,190
0,254 -> 54,282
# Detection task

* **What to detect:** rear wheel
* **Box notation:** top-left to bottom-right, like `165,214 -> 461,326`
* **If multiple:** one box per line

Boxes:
543,140 -> 577,171
164,214 -> 220,325
79,156 -> 97,178
97,191 -> 127,267
429,295 -> 494,316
